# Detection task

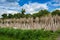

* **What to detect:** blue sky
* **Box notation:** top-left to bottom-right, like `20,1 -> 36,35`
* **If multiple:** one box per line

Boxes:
0,0 -> 60,16
19,0 -> 50,6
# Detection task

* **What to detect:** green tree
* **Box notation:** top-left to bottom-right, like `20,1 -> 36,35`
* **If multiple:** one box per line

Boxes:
51,10 -> 60,16
2,13 -> 8,19
13,14 -> 18,18
32,10 -> 50,18
8,14 -> 13,18
38,10 -> 50,16
21,9 -> 25,15
17,13 -> 21,18
13,13 -> 21,18
25,14 -> 32,18
32,13 -> 38,19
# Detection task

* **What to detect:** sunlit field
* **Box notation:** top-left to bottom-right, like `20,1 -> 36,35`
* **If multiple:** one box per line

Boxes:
0,0 -> 60,40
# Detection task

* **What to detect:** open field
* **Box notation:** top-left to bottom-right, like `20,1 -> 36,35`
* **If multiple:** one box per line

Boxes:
0,28 -> 60,40
0,0 -> 60,40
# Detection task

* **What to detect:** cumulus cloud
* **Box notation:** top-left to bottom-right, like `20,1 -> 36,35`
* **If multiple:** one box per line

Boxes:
0,0 -> 60,17
22,2 -> 48,14
0,0 -> 20,12
0,0 -> 48,17
0,0 -> 21,18
0,9 -> 18,18
0,0 -> 21,11
0,2 -> 21,11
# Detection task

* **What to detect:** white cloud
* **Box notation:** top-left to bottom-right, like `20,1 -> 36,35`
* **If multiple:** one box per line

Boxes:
48,0 -> 60,7
55,8 -> 60,10
0,0 -> 21,17
0,0 -> 60,17
22,2 -> 48,14
0,0 -> 48,17
51,8 -> 60,12
52,4 -> 60,7
53,0 -> 60,3
0,9 -> 18,18
0,0 -> 6,2
0,2 -> 21,11
0,1 -> 48,16
0,0 -> 19,2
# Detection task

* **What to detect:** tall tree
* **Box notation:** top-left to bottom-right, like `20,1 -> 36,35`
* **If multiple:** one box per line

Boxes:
8,14 -> 13,18
38,10 -> 50,16
21,9 -> 25,15
13,14 -> 18,18
32,13 -> 38,19
51,10 -> 60,16
32,10 -> 50,18
2,13 -> 8,19
25,14 -> 32,18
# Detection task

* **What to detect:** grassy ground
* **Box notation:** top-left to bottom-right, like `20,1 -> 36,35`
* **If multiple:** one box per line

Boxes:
0,35 -> 56,40
0,35 -> 19,40
0,28 -> 59,40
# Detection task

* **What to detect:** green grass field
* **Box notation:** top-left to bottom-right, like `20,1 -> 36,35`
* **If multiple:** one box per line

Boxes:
0,28 -> 59,40
0,35 -> 19,40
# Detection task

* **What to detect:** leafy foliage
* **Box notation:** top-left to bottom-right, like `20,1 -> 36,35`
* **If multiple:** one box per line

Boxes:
21,9 -> 25,15
8,14 -> 14,18
0,28 -> 59,40
51,10 -> 60,16
1,9 -> 60,19
2,14 -> 8,19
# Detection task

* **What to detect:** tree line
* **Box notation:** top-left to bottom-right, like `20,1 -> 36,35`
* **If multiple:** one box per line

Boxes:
1,9 -> 60,19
